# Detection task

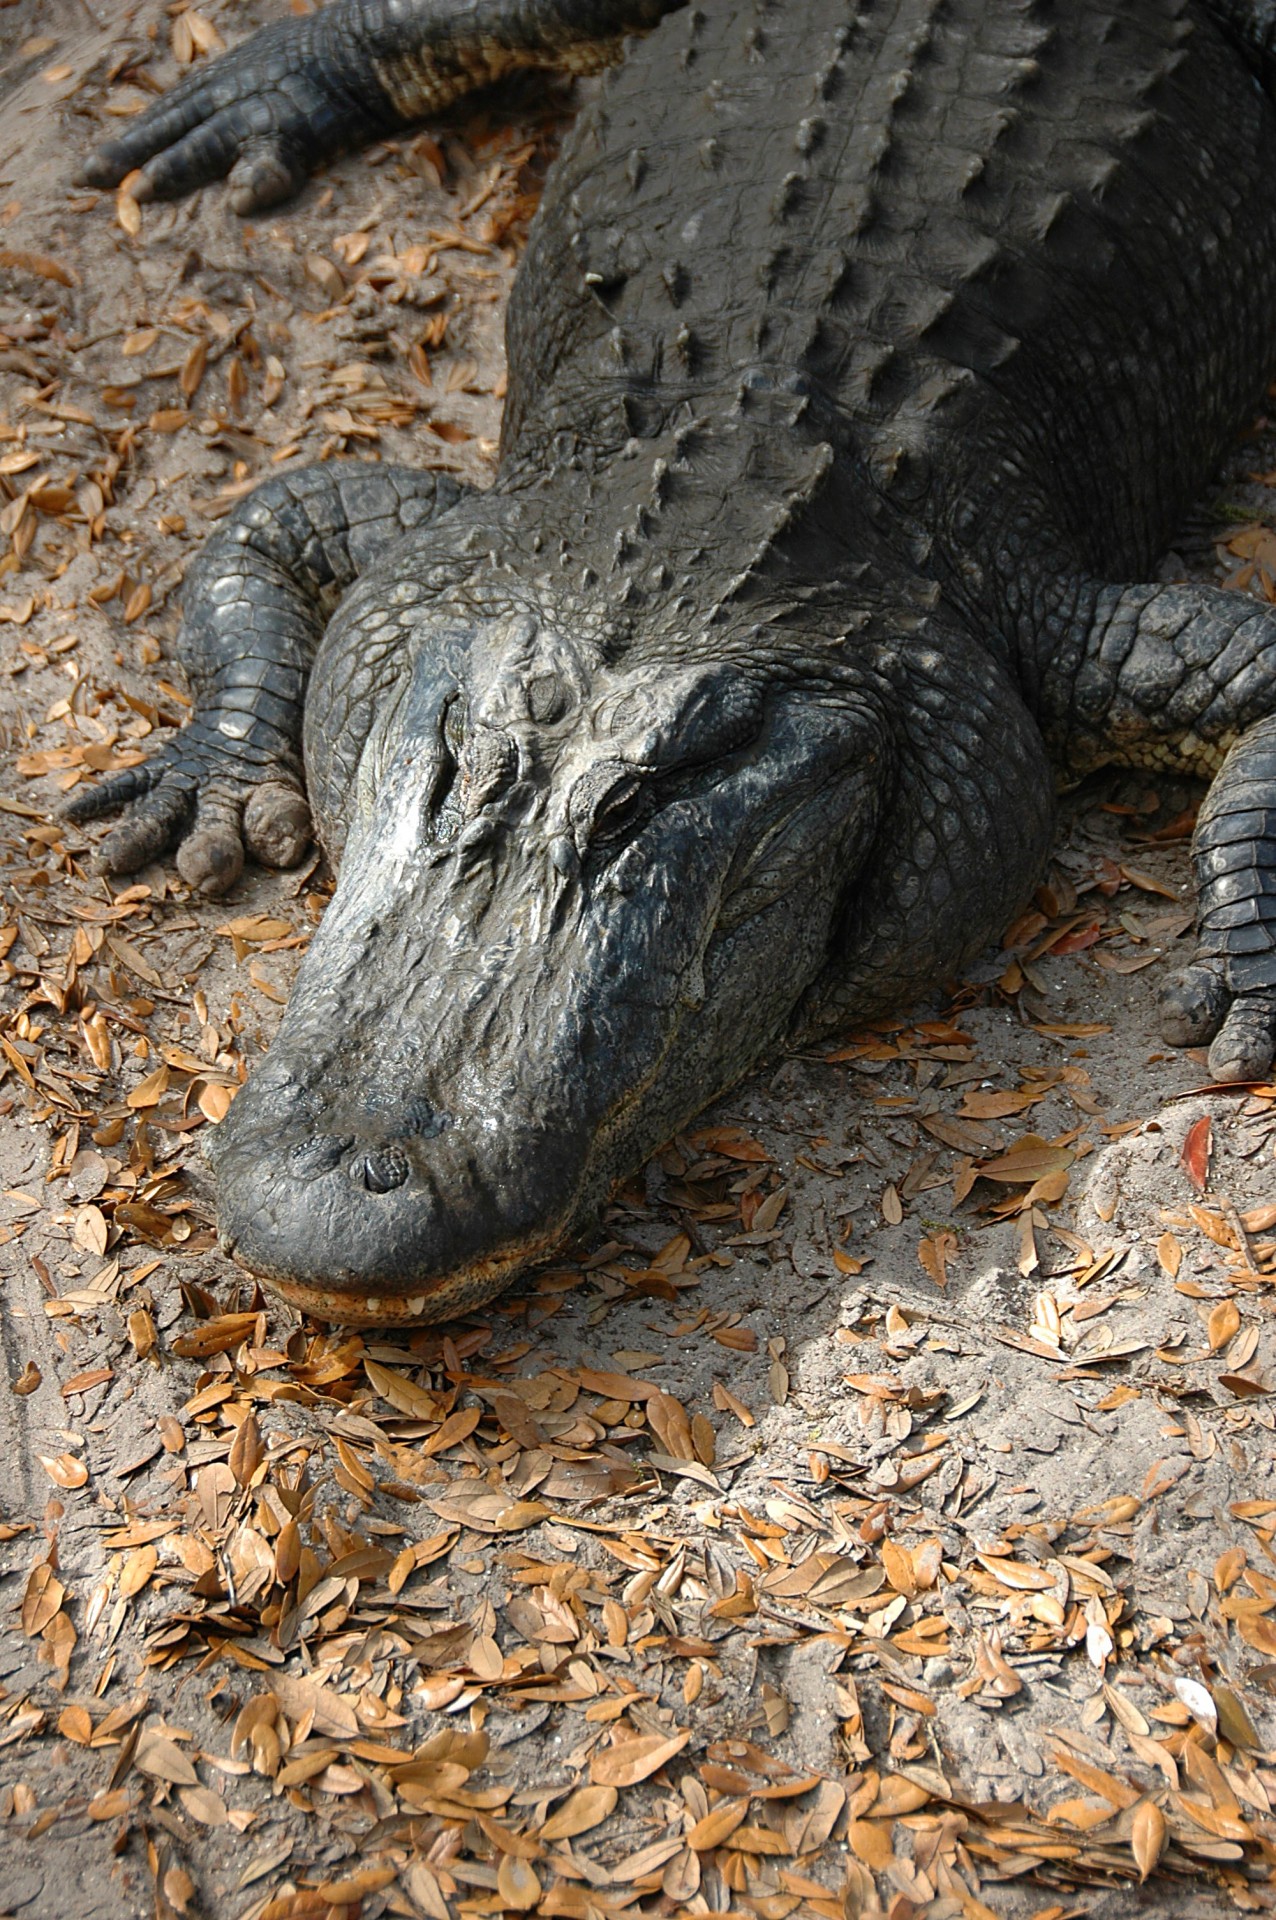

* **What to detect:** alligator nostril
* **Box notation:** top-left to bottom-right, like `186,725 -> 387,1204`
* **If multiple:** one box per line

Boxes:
353,1146 -> 410,1193
290,1133 -> 354,1177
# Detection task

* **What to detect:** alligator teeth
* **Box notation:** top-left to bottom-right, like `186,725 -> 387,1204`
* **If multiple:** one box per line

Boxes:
407,1297 -> 427,1318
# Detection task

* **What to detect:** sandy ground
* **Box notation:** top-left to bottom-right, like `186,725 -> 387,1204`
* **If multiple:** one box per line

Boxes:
1,6 -> 1276,1919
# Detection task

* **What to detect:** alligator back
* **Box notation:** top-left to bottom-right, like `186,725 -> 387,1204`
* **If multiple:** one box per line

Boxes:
501,0 -> 1276,624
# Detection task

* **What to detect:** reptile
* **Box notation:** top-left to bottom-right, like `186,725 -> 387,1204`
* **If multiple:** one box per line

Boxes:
65,0 -> 1276,1324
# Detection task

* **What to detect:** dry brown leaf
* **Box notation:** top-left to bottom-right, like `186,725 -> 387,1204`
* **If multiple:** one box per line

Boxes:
0,247 -> 77,288
230,1410 -> 264,1487
918,1229 -> 956,1289
38,1452 -> 87,1490
125,1064 -> 169,1111
1213,1682 -> 1261,1751
569,1367 -> 657,1402
646,1391 -> 696,1460
712,1380 -> 755,1427
305,252 -> 345,301
976,1136 -> 1074,1184
873,1775 -> 933,1817
171,1313 -> 260,1358
590,1728 -> 690,1787
847,1817 -> 894,1869
163,1865 -> 196,1916
689,1125 -> 771,1161
959,1087 -> 1043,1118
975,1552 -> 1055,1592
496,1856 -> 541,1911
540,1784 -> 617,1841
1102,1682 -> 1150,1738
178,1785 -> 227,1827
119,1544 -> 157,1598
974,1629 -> 1023,1697
1208,1299 -> 1241,1353
22,1563 -> 63,1636
420,1406 -> 483,1453
687,1798 -> 748,1851
198,1081 -> 235,1124
1172,1793 -> 1253,1842
880,1540 -> 917,1598
365,1358 -> 445,1419
1157,1231 -> 1182,1278
135,1729 -> 198,1786
1180,1115 -> 1212,1193
1051,1745 -> 1139,1809
1131,1798 -> 1167,1882
427,1489 -> 546,1532
313,1866 -> 398,1903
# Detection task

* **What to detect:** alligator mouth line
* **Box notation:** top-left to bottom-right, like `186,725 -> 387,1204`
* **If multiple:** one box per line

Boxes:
225,1211 -> 575,1327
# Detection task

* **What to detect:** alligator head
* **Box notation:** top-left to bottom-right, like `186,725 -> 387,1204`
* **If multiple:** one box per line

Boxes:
209,594 -> 888,1323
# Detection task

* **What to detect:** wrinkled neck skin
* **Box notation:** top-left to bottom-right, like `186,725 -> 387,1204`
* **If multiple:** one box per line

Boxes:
209,547 -> 893,1324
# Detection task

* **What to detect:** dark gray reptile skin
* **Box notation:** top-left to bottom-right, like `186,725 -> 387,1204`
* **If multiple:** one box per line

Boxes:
66,0 -> 1276,1321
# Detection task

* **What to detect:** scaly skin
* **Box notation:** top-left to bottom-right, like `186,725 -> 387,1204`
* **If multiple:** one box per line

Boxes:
66,0 -> 1276,1322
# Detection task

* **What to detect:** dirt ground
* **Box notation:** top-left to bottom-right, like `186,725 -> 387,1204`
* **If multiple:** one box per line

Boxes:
2,5 -> 1276,1919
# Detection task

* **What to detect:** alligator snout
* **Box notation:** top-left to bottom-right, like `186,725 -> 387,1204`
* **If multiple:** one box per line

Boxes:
214,1085 -> 581,1324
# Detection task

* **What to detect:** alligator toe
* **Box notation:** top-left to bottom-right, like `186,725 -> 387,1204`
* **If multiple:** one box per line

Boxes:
1207,993 -> 1276,1084
1160,958 -> 1229,1048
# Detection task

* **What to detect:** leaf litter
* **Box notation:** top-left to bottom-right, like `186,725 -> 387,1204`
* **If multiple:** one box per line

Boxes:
1,4 -> 1276,1918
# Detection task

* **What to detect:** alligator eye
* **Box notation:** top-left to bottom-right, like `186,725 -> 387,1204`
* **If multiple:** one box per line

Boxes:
591,775 -> 644,842
430,695 -> 465,840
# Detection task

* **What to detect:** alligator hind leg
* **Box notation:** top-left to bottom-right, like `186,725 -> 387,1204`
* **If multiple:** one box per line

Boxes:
1042,579 -> 1276,1080
66,464 -> 462,895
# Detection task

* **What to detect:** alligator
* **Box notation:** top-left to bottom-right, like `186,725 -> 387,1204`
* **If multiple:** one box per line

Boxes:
67,0 -> 1276,1324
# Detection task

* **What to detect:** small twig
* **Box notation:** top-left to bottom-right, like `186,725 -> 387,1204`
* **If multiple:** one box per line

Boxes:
1221,1193 -> 1263,1279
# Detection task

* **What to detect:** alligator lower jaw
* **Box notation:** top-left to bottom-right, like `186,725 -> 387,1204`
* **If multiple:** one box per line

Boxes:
224,1221 -> 574,1327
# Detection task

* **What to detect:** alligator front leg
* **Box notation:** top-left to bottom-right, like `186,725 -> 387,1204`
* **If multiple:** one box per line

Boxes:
65,464 -> 462,894
1041,579 -> 1276,1081
800,643 -> 1056,1033
79,0 -> 676,213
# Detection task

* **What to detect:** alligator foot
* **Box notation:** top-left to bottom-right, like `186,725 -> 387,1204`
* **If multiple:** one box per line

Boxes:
76,12 -> 385,214
62,464 -> 465,896
77,0 -> 670,215
64,734 -> 310,897
1160,957 -> 1276,1082
1160,713 -> 1276,1082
